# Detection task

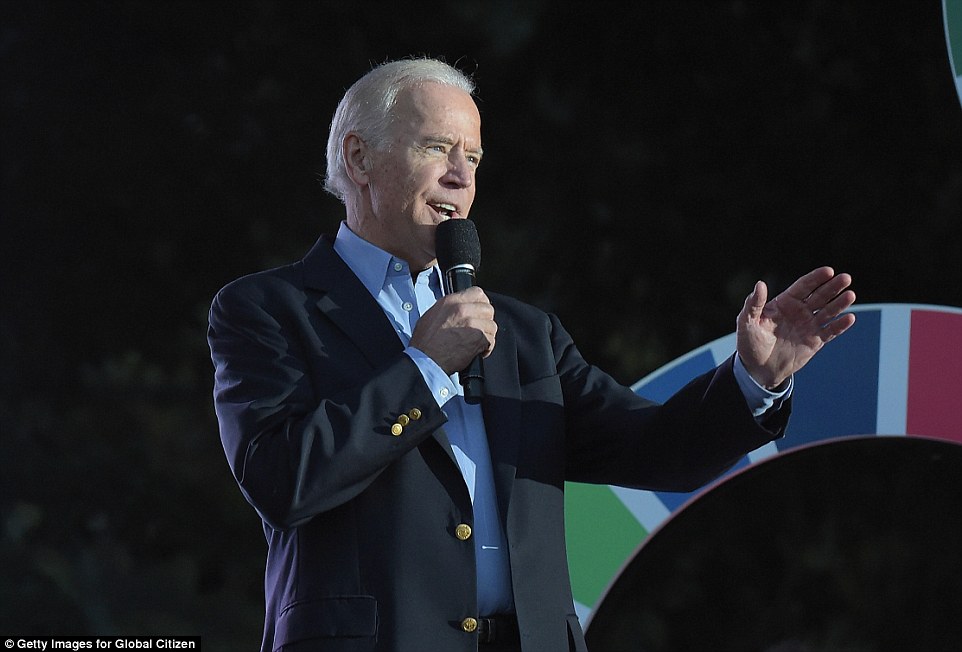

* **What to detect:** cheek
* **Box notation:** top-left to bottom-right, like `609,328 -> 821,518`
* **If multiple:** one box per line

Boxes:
462,186 -> 477,215
369,170 -> 404,207
370,157 -> 439,211
398,169 -> 434,208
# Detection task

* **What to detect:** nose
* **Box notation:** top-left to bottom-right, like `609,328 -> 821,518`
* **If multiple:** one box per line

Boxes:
441,150 -> 474,189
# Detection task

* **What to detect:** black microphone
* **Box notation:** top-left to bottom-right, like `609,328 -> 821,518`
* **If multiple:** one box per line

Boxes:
435,218 -> 484,404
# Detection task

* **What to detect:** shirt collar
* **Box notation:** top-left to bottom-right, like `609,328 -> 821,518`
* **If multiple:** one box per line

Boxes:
333,221 -> 442,296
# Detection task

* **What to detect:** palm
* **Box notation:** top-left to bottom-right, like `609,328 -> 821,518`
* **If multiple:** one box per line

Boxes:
737,267 -> 856,389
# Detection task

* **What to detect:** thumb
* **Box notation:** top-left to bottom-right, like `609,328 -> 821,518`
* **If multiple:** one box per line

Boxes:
742,280 -> 768,321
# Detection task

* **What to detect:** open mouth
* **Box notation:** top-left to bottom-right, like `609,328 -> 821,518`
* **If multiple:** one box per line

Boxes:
428,202 -> 461,220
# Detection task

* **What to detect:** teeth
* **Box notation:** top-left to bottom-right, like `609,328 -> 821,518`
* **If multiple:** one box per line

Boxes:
431,202 -> 457,218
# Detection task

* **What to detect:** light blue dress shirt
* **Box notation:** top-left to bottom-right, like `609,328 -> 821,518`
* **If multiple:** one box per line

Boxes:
333,222 -> 514,615
332,221 -> 790,614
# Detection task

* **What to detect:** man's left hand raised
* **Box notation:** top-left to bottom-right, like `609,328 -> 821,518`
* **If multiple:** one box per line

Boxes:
736,266 -> 857,389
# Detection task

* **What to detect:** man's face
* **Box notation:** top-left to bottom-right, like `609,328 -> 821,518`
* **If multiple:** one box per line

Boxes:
354,82 -> 483,270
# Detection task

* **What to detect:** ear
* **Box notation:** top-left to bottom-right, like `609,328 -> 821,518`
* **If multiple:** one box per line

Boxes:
343,133 -> 371,187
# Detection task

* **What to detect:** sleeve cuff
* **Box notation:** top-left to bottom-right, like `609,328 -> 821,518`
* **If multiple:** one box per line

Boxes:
404,347 -> 460,407
734,353 -> 793,418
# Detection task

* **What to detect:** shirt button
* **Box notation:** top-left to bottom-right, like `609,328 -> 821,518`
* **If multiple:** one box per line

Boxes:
393,262 -> 403,272
439,387 -> 449,398
402,302 -> 413,312
455,523 -> 472,540
461,617 -> 478,633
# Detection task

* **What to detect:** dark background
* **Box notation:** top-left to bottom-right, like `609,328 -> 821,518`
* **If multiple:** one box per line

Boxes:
2,1 -> 960,649
585,437 -> 962,651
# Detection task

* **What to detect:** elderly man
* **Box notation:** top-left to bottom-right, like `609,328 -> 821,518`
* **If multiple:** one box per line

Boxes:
208,58 -> 856,652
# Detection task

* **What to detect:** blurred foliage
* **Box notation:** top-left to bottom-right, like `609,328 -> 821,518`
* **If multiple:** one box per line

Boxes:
1,0 -> 960,648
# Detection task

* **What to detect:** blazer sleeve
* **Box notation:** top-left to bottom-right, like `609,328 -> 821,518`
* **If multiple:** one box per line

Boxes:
207,272 -> 447,531
550,312 -> 789,492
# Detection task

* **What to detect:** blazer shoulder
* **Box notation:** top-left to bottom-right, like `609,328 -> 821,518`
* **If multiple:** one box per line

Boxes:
490,291 -> 571,340
212,234 -> 339,307
212,261 -> 305,309
489,291 -> 549,322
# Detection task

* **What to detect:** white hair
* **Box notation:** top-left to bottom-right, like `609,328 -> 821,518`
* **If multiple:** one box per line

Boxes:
323,58 -> 476,203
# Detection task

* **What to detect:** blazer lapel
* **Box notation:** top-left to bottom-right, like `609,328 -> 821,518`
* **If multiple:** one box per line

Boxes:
301,235 -> 459,464
481,306 -> 522,526
302,235 -> 404,368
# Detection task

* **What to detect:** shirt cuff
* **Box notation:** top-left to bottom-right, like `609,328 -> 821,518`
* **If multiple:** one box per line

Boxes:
733,353 -> 793,418
405,347 -> 460,407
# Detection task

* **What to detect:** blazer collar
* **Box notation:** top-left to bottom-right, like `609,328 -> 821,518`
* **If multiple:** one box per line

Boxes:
302,234 -> 404,369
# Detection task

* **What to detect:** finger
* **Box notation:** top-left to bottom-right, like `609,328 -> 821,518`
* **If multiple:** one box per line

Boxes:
818,311 -> 856,341
473,316 -> 498,357
782,266 -> 836,302
447,289 -> 494,319
472,299 -> 495,321
481,330 -> 497,357
805,272 -> 854,311
461,286 -> 489,303
741,280 -> 767,320
815,289 -> 857,324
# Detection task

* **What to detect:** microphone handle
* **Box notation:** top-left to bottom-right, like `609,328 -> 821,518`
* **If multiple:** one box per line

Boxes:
444,265 -> 485,404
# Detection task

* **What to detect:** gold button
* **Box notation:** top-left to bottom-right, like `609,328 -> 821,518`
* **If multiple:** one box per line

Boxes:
408,408 -> 422,420
397,414 -> 410,427
455,523 -> 472,540
390,423 -> 403,436
461,617 -> 478,633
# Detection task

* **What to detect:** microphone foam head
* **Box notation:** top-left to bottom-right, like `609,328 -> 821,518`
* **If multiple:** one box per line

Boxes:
436,219 -> 481,271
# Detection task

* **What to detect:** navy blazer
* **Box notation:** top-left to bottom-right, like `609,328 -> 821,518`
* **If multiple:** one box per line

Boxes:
208,235 -> 788,652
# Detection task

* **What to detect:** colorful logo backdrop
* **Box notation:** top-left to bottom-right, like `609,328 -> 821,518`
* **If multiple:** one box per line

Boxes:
565,304 -> 962,623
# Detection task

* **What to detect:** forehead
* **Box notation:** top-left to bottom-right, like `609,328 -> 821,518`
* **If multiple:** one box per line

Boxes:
392,83 -> 481,139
